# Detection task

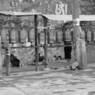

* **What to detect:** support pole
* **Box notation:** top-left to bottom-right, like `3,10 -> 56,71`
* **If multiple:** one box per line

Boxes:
34,15 -> 39,71
5,48 -> 10,76
72,0 -> 87,69
2,23 -> 10,76
43,16 -> 48,68
0,36 -> 2,76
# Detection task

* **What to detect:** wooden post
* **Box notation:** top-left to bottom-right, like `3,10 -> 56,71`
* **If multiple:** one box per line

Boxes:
5,48 -> 10,76
8,28 -> 11,44
47,29 -> 50,44
0,36 -> 3,76
72,0 -> 87,69
2,24 -> 11,76
34,15 -> 39,71
43,16 -> 48,68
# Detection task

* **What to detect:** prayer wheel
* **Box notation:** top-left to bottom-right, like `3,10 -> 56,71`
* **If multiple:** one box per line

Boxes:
47,31 -> 50,44
39,32 -> 45,45
65,29 -> 72,42
56,31 -> 63,43
49,30 -> 56,44
1,28 -> 9,48
10,29 -> 18,44
87,30 -> 92,43
28,28 -> 35,43
92,31 -> 95,43
20,28 -> 28,43
93,31 -> 95,42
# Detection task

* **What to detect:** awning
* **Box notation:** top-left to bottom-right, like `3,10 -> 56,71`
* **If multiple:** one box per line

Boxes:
0,11 -> 95,21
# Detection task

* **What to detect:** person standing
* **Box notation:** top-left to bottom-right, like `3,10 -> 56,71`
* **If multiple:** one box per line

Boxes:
64,28 -> 72,65
70,28 -> 87,70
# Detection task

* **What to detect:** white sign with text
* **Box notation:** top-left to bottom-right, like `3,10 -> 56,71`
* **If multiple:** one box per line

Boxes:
55,2 -> 68,15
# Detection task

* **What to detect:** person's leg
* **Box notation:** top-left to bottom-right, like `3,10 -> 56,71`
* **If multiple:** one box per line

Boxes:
66,46 -> 72,62
64,46 -> 73,69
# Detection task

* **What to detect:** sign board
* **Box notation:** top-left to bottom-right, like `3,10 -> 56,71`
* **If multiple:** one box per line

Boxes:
55,1 -> 68,15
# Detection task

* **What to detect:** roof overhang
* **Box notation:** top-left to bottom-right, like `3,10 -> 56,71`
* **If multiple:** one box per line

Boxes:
43,15 -> 95,21
0,11 -> 41,16
0,11 -> 95,21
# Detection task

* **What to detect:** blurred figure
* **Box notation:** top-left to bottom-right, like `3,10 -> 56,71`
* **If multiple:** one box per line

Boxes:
69,28 -> 87,70
64,28 -> 72,65
33,53 -> 45,62
10,54 -> 20,67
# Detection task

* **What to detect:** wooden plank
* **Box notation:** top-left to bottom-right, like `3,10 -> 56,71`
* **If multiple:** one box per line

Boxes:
34,15 -> 39,71
43,17 -> 48,68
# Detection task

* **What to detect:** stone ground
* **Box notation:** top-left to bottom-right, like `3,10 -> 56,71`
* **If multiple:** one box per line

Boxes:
0,64 -> 95,95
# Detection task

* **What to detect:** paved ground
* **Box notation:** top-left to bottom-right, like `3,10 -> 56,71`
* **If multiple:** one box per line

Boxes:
0,64 -> 95,95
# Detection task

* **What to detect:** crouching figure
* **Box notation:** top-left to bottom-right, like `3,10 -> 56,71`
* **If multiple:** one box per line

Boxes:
69,61 -> 82,70
10,54 -> 20,67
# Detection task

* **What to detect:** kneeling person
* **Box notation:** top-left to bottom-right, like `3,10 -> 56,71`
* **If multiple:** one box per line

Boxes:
10,54 -> 20,67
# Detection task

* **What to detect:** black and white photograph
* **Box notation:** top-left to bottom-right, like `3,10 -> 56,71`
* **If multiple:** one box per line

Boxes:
0,0 -> 95,95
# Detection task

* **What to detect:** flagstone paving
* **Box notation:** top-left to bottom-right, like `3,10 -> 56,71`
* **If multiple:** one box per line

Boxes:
0,65 -> 95,95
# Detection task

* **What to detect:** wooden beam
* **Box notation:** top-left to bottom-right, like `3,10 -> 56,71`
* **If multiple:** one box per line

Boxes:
43,16 -> 48,68
0,36 -> 3,76
1,11 -> 95,21
34,15 -> 39,71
